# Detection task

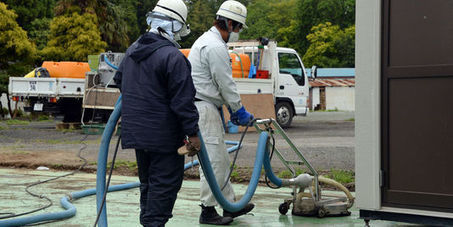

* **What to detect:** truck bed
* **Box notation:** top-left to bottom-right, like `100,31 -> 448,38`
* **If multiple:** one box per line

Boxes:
8,77 -> 85,98
234,78 -> 273,94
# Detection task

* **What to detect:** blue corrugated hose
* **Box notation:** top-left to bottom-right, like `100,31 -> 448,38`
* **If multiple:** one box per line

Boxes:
197,130 -> 282,213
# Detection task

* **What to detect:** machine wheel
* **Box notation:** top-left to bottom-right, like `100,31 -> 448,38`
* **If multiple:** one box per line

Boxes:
275,102 -> 293,128
317,207 -> 327,218
278,202 -> 289,215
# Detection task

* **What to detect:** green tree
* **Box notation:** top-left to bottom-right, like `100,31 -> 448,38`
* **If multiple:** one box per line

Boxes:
55,0 -> 134,51
54,0 -> 97,15
268,0 -> 298,47
302,22 -> 355,68
240,0 -> 298,48
98,2 -> 130,51
0,2 -> 36,117
240,0 -> 276,41
0,3 -> 36,69
136,0 -> 159,35
0,0 -> 56,31
28,18 -> 52,50
41,12 -> 107,61
295,0 -> 355,55
179,0 -> 216,48
113,0 -> 140,43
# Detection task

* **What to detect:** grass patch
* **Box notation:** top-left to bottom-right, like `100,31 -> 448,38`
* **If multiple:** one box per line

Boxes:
314,107 -> 340,112
346,118 -> 355,121
278,168 -> 305,178
230,170 -> 240,181
37,115 -> 50,121
52,164 -> 63,169
10,150 -> 30,155
5,119 -> 30,125
326,169 -> 355,184
107,160 -> 137,171
57,128 -> 76,133
0,125 -> 7,130
34,139 -> 81,145
278,170 -> 292,178
326,108 -> 339,112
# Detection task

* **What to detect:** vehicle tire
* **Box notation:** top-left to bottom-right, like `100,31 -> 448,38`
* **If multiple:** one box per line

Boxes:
276,102 -> 293,128
317,207 -> 327,218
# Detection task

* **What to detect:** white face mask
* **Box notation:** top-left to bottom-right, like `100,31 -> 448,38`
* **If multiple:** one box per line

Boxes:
228,32 -> 240,43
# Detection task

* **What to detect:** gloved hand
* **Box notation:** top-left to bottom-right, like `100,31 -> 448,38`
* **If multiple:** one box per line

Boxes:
186,135 -> 201,156
232,106 -> 254,126
177,135 -> 201,156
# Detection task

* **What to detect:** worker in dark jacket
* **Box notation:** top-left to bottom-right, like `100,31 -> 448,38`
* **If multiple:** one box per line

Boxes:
113,0 -> 200,226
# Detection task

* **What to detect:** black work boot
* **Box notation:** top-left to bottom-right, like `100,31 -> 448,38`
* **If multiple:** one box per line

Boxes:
199,205 -> 233,225
223,203 -> 255,218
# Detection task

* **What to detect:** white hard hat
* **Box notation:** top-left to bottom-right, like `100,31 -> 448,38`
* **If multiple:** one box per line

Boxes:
153,0 -> 188,24
216,0 -> 248,28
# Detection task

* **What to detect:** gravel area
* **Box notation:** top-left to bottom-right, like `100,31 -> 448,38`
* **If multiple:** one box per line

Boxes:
0,111 -> 355,173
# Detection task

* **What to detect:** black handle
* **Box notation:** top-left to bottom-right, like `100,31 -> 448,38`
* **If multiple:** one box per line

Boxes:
280,85 -> 285,90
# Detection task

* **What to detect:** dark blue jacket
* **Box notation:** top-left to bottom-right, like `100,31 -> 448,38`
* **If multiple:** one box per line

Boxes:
114,33 -> 199,153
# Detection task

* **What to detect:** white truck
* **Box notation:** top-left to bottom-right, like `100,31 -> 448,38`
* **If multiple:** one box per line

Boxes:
9,42 -> 314,127
8,77 -> 86,122
228,40 -> 315,127
8,53 -> 122,122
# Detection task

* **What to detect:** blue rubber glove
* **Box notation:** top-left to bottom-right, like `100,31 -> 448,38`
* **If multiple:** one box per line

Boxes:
233,106 -> 254,126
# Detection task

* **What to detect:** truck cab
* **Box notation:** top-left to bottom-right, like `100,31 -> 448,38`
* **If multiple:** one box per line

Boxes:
228,41 -> 310,127
275,47 -> 309,127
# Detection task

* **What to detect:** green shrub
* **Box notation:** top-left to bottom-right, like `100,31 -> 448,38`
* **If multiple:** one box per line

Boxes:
327,169 -> 355,184
38,114 -> 50,121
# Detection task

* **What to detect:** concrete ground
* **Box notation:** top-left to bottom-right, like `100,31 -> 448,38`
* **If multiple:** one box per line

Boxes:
0,167 -> 407,227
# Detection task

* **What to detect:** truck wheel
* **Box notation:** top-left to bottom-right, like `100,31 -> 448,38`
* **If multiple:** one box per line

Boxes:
276,102 -> 293,128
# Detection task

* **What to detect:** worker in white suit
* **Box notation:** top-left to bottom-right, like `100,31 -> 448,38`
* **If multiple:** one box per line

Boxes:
188,0 -> 255,225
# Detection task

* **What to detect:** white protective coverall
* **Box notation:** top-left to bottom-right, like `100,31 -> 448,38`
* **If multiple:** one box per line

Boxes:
188,26 -> 243,206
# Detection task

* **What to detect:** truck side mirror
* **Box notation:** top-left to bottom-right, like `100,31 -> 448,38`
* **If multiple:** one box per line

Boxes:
311,65 -> 318,80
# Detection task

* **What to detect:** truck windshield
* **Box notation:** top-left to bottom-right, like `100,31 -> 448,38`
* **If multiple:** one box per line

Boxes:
278,53 -> 305,86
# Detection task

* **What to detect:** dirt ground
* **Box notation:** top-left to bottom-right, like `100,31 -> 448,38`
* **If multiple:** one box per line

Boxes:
0,112 -> 355,189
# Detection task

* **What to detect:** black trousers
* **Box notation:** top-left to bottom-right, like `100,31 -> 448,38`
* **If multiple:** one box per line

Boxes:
135,149 -> 184,227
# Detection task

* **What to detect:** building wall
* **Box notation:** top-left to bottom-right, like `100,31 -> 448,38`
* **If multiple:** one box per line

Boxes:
326,87 -> 355,111
355,0 -> 381,210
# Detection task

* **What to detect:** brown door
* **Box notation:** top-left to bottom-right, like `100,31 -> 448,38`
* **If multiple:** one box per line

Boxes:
381,0 -> 453,212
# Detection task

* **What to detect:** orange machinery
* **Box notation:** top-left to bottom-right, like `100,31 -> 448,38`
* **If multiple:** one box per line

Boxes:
41,61 -> 91,79
180,49 -> 251,78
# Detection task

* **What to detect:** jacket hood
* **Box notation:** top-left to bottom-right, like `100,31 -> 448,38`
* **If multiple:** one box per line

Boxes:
129,32 -> 174,63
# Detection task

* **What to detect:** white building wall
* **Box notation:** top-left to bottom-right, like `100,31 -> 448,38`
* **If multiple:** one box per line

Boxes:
355,0 -> 381,210
326,87 -> 355,111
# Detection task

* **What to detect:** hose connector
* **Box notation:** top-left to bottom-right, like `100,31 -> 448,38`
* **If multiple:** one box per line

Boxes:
281,173 -> 313,187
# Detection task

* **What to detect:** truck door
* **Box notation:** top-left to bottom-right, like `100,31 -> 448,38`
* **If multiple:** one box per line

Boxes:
276,52 -> 308,116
